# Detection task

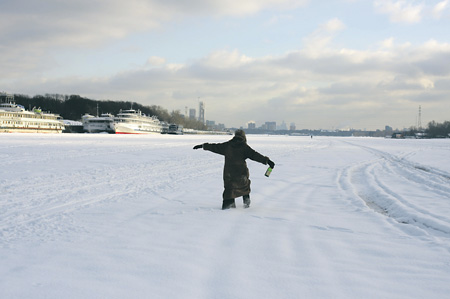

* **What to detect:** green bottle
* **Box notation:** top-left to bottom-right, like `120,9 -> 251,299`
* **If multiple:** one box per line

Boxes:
265,167 -> 272,177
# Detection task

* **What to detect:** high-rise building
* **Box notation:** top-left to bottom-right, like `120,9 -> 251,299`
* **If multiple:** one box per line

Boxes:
265,122 -> 276,131
248,122 -> 256,129
290,123 -> 296,131
198,101 -> 205,124
206,120 -> 215,130
278,121 -> 287,130
189,108 -> 196,120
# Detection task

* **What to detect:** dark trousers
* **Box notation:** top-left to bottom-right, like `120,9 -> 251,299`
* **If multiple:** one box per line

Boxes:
222,198 -> 236,209
222,195 -> 250,209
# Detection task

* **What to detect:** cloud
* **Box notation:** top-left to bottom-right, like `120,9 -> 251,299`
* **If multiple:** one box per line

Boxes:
322,18 -> 346,32
374,0 -> 424,23
374,0 -> 450,23
200,50 -> 254,69
432,0 -> 449,19
1,1 -> 167,47
302,18 -> 346,55
0,0 -> 309,82
0,0 -> 308,47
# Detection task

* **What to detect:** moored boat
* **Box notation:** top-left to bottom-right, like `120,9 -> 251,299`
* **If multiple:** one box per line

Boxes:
168,124 -> 184,135
82,113 -> 115,133
0,92 -> 65,133
113,109 -> 162,134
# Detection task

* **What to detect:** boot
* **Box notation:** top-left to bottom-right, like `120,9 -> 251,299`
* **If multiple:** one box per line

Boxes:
243,195 -> 251,208
222,198 -> 236,210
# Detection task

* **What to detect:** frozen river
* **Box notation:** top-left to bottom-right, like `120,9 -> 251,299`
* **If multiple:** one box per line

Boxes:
1,133 -> 450,298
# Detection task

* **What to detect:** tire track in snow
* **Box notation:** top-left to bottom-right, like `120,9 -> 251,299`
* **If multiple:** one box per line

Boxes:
337,140 -> 450,239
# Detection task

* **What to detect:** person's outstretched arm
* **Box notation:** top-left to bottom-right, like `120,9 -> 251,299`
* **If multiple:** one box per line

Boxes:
202,142 -> 227,155
193,142 -> 227,156
246,146 -> 275,168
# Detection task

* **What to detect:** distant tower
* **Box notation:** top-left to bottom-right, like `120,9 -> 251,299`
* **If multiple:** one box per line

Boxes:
189,108 -> 196,120
198,101 -> 205,124
418,105 -> 422,130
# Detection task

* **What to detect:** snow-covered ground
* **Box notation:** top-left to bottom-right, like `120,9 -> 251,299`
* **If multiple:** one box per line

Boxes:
1,134 -> 450,299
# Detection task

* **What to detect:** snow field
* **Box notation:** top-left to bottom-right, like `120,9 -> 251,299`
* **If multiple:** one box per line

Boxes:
1,134 -> 450,298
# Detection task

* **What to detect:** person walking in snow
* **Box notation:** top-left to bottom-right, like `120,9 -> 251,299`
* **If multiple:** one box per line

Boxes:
193,129 -> 275,210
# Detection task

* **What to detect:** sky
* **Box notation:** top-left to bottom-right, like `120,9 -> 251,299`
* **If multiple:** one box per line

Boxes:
1,0 -> 450,130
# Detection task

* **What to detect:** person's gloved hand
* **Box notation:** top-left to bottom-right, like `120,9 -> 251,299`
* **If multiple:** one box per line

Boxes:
268,159 -> 275,169
193,144 -> 203,150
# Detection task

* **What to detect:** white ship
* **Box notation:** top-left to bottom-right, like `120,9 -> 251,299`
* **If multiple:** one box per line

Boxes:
82,113 -> 115,133
0,93 -> 65,133
113,109 -> 162,134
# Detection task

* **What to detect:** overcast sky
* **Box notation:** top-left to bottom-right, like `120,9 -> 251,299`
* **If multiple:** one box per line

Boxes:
1,0 -> 450,130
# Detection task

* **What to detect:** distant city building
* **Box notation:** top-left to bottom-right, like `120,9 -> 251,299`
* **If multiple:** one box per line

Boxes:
248,122 -> 256,129
198,101 -> 205,124
206,120 -> 215,130
265,121 -> 276,131
290,123 -> 296,131
189,108 -> 196,120
205,120 -> 226,131
278,121 -> 287,130
385,125 -> 393,132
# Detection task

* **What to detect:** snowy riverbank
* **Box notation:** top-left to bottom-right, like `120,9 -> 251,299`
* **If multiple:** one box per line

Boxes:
1,134 -> 450,298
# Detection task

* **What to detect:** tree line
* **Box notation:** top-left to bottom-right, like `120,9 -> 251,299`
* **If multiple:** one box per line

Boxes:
402,121 -> 450,138
13,94 -> 207,130
425,121 -> 450,138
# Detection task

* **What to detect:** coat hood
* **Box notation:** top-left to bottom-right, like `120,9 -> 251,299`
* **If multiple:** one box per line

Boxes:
232,129 -> 247,144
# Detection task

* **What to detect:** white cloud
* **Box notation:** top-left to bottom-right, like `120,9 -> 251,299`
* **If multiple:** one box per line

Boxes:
374,0 -> 450,23
0,0 -> 309,48
196,0 -> 309,15
374,0 -> 424,23
200,50 -> 254,68
0,0 -> 310,82
381,37 -> 395,48
432,0 -> 449,19
302,18 -> 346,55
322,18 -> 346,32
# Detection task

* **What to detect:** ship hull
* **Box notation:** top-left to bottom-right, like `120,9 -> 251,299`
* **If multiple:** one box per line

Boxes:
114,124 -> 161,134
0,127 -> 63,133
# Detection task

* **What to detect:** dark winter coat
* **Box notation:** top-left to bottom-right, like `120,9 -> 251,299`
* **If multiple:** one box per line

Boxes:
202,134 -> 269,199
